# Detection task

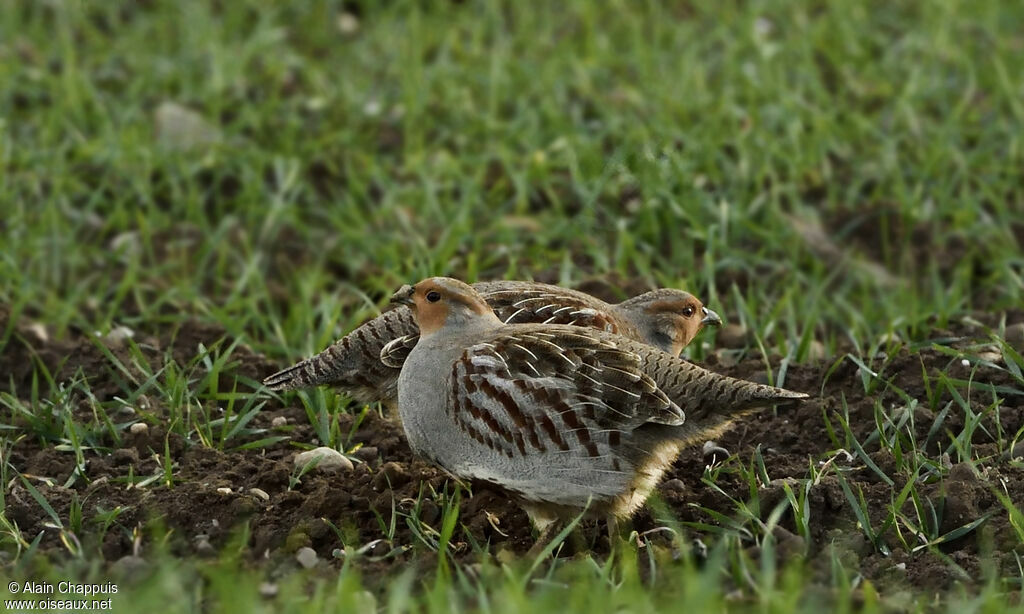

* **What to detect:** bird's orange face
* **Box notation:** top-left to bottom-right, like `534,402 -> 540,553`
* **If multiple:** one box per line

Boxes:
391,278 -> 494,335
643,296 -> 722,356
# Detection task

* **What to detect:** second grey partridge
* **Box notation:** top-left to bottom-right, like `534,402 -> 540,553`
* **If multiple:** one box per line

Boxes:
263,280 -> 721,404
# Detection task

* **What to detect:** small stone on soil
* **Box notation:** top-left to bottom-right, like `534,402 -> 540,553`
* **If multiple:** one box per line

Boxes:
258,582 -> 278,599
337,12 -> 359,34
660,478 -> 686,492
419,499 -> 440,525
1003,441 -> 1024,461
702,441 -> 730,466
194,535 -> 215,556
110,555 -> 148,579
294,447 -> 354,473
129,422 -> 149,435
271,416 -> 288,428
154,101 -> 221,150
947,462 -> 979,484
104,326 -> 135,348
806,340 -> 828,362
1004,322 -> 1024,351
112,448 -> 139,466
25,322 -> 49,343
295,546 -> 318,569
353,446 -> 379,463
717,324 -> 750,349
249,487 -> 270,501
374,462 -> 410,490
216,487 -> 233,496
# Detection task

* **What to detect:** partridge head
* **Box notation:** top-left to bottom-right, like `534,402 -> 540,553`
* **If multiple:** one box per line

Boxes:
263,280 -> 721,404
391,277 -> 808,536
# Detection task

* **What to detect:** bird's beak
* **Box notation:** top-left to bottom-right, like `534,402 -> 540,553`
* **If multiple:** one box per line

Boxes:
390,284 -> 415,307
701,307 -> 722,327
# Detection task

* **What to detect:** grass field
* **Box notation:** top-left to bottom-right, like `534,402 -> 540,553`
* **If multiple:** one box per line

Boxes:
2,0 -> 1024,612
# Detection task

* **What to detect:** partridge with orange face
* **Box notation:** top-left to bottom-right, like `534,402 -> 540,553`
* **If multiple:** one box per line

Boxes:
390,277 -> 807,540
263,280 -> 721,404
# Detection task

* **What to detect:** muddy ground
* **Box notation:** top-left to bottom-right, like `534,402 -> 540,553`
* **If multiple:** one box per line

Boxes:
2,302 -> 1023,599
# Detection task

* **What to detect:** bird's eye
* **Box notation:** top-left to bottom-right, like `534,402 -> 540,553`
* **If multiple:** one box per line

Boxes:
682,306 -> 695,318
426,291 -> 441,303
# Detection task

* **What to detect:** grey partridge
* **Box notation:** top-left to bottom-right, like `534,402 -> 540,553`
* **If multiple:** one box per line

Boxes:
263,280 -> 721,404
390,277 -> 807,541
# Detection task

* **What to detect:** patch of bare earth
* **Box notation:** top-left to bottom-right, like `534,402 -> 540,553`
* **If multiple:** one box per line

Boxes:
2,304 -> 1022,598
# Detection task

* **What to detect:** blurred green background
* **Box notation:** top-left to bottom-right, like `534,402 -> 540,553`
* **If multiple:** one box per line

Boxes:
3,0 -> 1021,362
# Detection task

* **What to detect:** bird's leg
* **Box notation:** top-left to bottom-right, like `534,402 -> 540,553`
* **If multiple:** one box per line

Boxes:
527,519 -> 566,558
606,514 -> 638,554
523,504 -> 570,558
606,514 -> 621,548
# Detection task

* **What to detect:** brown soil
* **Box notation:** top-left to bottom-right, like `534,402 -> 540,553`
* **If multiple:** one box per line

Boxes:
2,304 -> 1023,599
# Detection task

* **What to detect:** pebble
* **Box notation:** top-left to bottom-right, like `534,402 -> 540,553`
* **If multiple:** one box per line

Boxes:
702,441 -> 730,466
129,422 -> 149,436
716,324 -> 750,349
194,535 -> 215,556
373,462 -> 410,490
154,101 -> 221,150
258,582 -> 278,599
660,478 -> 686,493
1003,441 -> 1024,461
1005,323 -> 1024,352
216,487 -> 233,496
112,448 -> 139,466
337,12 -> 359,34
806,340 -> 828,362
977,350 -> 1003,364
419,499 -> 440,525
25,322 -> 49,343
104,326 -> 135,348
110,555 -> 148,579
355,591 -> 377,612
295,547 -> 318,569
294,447 -> 354,473
713,349 -> 741,368
947,462 -> 979,484
353,446 -> 379,463
249,488 -> 270,502
271,416 -> 288,428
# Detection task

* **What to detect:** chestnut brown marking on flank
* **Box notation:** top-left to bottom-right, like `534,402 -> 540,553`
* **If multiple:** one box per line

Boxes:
477,401 -> 515,445
537,413 -> 569,451
608,430 -> 621,446
612,458 -> 622,472
478,378 -> 544,451
558,401 -> 583,430
449,363 -> 466,420
493,381 -> 530,428
584,441 -> 600,457
514,381 -> 580,452
513,431 -> 526,455
455,363 -> 515,446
